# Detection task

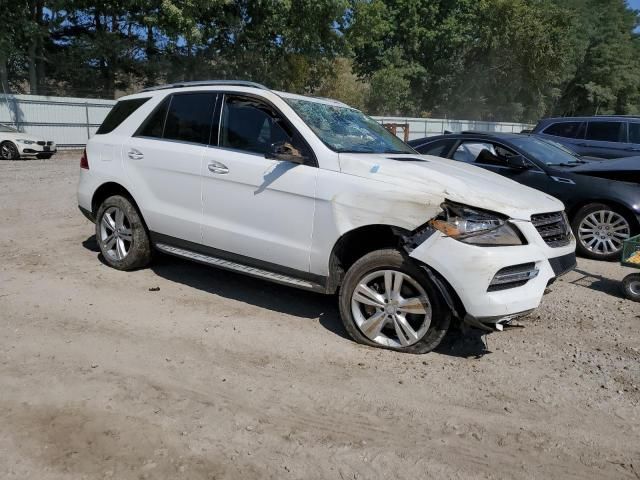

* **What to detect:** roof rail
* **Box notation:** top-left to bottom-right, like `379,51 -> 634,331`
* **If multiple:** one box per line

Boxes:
140,80 -> 270,92
593,114 -> 640,119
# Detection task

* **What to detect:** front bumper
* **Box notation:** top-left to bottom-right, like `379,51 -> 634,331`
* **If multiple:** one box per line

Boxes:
16,142 -> 57,157
409,219 -> 576,324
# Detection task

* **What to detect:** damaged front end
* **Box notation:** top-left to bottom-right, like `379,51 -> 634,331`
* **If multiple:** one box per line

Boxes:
401,200 -> 566,333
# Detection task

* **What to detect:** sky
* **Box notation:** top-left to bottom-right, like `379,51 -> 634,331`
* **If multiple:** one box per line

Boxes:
629,0 -> 640,10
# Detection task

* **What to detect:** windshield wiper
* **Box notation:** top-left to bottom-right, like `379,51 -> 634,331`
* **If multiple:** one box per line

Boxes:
554,161 -> 585,167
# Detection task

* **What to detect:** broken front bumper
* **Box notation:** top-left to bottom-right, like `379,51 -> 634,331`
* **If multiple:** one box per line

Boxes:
408,224 -> 576,327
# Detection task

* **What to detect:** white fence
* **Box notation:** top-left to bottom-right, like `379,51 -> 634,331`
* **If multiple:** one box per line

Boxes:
0,94 -> 533,148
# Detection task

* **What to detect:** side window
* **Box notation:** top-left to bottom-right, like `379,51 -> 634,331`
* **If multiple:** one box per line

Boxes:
135,97 -> 170,138
415,139 -> 456,157
453,141 -> 497,163
543,121 -> 584,139
628,122 -> 640,144
585,121 -> 626,143
96,97 -> 149,134
220,95 -> 297,155
163,93 -> 217,145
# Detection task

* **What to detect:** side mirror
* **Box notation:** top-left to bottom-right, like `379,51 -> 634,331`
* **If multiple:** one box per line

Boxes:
506,154 -> 530,170
266,141 -> 306,164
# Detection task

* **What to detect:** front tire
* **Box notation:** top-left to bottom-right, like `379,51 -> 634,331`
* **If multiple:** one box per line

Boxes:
572,203 -> 632,261
95,195 -> 151,271
0,141 -> 19,160
338,249 -> 450,354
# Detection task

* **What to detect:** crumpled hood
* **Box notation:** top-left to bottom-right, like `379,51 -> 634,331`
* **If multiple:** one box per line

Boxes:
338,153 -> 564,220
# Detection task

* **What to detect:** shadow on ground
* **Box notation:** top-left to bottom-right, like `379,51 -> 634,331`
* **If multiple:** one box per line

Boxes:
569,268 -> 624,298
82,235 -> 490,357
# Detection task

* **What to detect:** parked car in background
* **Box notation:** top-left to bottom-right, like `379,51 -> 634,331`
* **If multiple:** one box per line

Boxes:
409,132 -> 639,261
532,115 -> 640,159
0,123 -> 57,160
77,80 -> 575,353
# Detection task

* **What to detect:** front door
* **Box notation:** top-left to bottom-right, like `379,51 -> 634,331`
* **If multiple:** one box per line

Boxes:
201,94 -> 317,273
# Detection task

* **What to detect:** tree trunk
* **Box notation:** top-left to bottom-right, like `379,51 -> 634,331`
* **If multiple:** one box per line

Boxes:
28,40 -> 38,94
0,52 -> 10,94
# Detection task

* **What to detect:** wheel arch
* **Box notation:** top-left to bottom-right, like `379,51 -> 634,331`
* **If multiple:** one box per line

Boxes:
326,224 -> 410,293
567,198 -> 640,230
91,182 -> 149,231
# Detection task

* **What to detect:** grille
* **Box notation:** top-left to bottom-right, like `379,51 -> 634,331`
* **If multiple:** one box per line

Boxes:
531,212 -> 571,247
46,141 -> 53,145
36,141 -> 45,146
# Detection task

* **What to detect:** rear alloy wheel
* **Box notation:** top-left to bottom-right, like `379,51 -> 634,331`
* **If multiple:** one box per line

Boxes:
573,203 -> 631,261
339,249 -> 450,354
95,195 -> 151,270
0,141 -> 19,160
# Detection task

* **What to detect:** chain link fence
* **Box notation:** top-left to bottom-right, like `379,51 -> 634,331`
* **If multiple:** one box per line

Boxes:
1,93 -> 533,149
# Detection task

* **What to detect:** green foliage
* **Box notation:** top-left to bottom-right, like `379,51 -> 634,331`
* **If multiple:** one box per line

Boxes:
1,0 -> 638,121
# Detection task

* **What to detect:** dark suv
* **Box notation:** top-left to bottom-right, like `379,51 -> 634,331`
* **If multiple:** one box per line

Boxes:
532,116 -> 640,159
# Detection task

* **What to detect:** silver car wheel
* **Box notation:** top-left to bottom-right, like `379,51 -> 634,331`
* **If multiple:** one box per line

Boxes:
578,210 -> 630,256
351,269 -> 431,348
99,206 -> 133,261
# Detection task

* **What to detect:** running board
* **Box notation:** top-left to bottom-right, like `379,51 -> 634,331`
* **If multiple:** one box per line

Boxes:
155,242 -> 319,290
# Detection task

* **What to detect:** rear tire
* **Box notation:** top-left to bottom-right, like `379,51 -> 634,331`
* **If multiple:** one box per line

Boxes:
0,141 -> 19,160
572,203 -> 633,261
338,249 -> 450,354
95,195 -> 151,271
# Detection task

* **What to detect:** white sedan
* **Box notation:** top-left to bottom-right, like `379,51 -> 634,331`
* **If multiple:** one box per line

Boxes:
0,123 -> 57,160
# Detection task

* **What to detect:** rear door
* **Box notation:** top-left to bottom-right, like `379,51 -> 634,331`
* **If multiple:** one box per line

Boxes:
123,92 -> 217,243
581,120 -> 629,158
536,121 -> 586,153
625,122 -> 640,155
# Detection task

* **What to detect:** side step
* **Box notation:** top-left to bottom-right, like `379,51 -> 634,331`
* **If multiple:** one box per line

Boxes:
155,243 -> 319,291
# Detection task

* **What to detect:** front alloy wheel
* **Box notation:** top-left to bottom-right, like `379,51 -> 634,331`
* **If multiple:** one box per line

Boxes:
339,249 -> 450,354
351,270 -> 431,348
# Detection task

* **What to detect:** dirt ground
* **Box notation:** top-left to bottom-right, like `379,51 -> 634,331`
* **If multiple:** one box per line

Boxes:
1,152 -> 639,480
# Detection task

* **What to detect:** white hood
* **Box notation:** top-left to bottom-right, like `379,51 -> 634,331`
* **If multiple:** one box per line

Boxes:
0,131 -> 47,143
338,153 -> 564,220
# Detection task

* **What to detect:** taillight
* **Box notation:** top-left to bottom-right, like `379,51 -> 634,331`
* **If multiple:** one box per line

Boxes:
80,148 -> 89,170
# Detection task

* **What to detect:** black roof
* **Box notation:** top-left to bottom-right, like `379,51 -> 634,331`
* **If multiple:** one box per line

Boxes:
408,131 -> 528,146
538,115 -> 640,122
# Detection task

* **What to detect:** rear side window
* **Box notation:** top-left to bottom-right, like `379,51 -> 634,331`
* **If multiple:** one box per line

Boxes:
96,98 -> 149,134
629,122 -> 640,144
543,121 -> 584,138
136,97 -> 170,138
415,139 -> 456,157
585,121 -> 626,142
163,93 -> 217,144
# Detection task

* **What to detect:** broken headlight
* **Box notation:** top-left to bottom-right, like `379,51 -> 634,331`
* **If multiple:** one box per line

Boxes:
429,202 -> 524,246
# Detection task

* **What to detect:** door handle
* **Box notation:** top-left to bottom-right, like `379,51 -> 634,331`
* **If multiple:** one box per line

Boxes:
208,161 -> 229,174
127,148 -> 144,160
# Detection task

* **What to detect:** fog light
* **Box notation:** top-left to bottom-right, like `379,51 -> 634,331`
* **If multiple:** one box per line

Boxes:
488,263 -> 539,291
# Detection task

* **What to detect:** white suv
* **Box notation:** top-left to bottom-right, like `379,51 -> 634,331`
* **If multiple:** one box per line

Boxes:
77,80 -> 576,354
